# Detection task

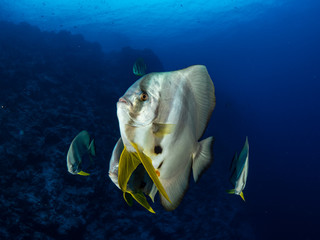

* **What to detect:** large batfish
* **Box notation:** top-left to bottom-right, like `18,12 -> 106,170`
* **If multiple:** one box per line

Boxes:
227,137 -> 249,201
109,65 -> 216,212
67,130 -> 95,176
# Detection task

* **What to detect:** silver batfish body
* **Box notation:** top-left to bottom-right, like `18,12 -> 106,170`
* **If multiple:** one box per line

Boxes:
110,65 -> 216,211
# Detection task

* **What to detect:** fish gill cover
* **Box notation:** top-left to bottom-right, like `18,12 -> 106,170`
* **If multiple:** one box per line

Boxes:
1,0 -> 320,240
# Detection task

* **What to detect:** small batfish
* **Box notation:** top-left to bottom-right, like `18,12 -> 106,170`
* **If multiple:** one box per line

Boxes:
110,65 -> 216,212
227,137 -> 249,201
133,57 -> 147,76
67,130 -> 95,176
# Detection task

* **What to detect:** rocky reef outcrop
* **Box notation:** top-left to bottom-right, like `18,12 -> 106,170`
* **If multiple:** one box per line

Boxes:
0,21 -> 247,240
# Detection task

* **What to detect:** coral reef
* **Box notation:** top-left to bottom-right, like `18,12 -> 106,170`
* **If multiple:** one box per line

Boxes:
0,21 -> 248,239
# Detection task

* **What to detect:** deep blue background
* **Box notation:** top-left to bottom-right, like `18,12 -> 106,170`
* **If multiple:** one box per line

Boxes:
209,2 -> 320,239
1,1 -> 320,239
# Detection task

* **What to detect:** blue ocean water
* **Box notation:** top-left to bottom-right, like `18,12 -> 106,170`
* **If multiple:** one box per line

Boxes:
0,0 -> 319,239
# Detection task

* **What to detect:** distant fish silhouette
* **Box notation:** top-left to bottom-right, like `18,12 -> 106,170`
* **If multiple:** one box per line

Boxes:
227,137 -> 249,201
133,57 -> 147,76
66,130 -> 95,176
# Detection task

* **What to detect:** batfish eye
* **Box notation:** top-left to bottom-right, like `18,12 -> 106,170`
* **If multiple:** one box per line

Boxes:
140,92 -> 149,101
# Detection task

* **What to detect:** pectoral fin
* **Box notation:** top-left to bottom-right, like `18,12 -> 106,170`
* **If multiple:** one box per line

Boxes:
130,142 -> 171,204
153,123 -> 175,137
77,171 -> 90,176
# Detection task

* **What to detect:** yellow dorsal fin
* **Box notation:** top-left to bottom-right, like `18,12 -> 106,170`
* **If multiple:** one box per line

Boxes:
130,142 -> 171,203
77,171 -> 90,176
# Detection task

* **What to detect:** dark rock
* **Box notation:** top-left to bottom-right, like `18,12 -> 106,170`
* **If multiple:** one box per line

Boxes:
0,20 -> 241,240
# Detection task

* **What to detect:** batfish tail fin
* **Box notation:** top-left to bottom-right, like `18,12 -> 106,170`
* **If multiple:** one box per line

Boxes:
159,160 -> 192,211
192,137 -> 214,182
77,171 -> 90,176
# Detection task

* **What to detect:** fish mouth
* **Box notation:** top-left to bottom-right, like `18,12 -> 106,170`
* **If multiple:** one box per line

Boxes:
118,97 -> 131,106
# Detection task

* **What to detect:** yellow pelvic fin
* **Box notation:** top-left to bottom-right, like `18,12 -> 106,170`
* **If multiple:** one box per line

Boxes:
123,188 -> 155,213
226,189 -> 235,194
129,191 -> 155,214
118,145 -> 141,192
123,192 -> 133,206
226,189 -> 246,202
153,123 -> 175,137
77,171 -> 90,176
240,191 -> 246,202
130,142 -> 171,203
